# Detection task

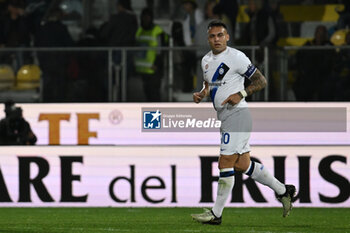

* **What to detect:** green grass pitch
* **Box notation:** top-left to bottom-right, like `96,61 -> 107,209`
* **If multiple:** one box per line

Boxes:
0,207 -> 349,233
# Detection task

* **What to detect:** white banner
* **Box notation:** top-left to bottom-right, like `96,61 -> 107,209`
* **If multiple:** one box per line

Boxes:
0,146 -> 348,207
1,102 -> 350,145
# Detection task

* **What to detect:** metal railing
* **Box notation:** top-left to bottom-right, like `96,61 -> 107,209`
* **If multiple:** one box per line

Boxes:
2,45 -> 348,102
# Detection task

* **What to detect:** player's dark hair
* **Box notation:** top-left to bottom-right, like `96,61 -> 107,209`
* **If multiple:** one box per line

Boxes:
207,20 -> 227,30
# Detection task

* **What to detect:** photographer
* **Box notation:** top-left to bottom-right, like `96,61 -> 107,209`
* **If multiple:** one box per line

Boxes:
0,101 -> 37,145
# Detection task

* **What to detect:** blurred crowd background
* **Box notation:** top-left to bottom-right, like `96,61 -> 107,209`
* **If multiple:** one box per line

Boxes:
0,0 -> 350,103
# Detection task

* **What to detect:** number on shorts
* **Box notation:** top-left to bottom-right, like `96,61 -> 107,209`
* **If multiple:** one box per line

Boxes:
221,132 -> 230,144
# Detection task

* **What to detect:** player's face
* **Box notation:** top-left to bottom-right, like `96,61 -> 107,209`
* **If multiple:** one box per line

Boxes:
208,26 -> 229,54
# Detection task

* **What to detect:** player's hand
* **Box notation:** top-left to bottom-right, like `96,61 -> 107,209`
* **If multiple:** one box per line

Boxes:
221,93 -> 242,106
193,92 -> 205,103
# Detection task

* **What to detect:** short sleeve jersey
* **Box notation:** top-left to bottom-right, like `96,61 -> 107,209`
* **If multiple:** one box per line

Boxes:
201,47 -> 256,113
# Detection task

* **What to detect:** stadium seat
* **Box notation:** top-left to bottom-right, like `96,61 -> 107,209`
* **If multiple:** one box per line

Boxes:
330,29 -> 350,45
0,64 -> 15,90
236,4 -> 344,23
279,4 -> 343,22
277,37 -> 311,46
16,64 -> 41,90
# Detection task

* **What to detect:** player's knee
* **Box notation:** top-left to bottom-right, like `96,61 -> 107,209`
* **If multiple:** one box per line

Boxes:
234,162 -> 250,172
233,152 -> 250,172
219,154 -> 238,169
218,155 -> 235,169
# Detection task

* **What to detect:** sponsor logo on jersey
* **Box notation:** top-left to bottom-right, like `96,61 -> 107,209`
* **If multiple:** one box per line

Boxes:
208,81 -> 226,86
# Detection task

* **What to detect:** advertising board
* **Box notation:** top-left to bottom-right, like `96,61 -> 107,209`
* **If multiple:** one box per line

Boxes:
0,146 -> 348,207
1,102 -> 349,145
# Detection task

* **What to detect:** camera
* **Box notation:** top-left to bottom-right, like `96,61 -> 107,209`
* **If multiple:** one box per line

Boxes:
0,100 -> 37,145
7,106 -> 23,120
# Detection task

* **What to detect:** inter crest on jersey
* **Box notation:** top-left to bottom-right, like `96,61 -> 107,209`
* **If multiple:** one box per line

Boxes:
213,63 -> 230,82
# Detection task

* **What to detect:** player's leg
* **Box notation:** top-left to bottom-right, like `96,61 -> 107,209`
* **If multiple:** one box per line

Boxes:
236,152 -> 286,194
191,109 -> 251,224
210,108 -> 252,219
212,154 -> 238,218
237,153 -> 296,217
191,154 -> 237,225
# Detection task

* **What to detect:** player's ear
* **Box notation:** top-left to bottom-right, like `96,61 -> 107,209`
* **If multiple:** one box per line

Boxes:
226,33 -> 230,42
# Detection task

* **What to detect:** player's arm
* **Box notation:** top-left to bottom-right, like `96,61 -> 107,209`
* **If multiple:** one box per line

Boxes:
221,69 -> 267,106
193,81 -> 209,103
243,69 -> 267,97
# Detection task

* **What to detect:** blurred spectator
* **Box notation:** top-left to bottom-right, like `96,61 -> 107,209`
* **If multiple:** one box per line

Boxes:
177,0 -> 203,92
99,0 -> 137,48
0,100 -> 37,145
240,0 -> 278,99
99,0 -> 138,100
193,0 -> 233,92
304,25 -> 333,46
35,7 -> 74,102
35,8 -> 73,47
0,0 -> 30,47
25,0 -> 49,38
334,31 -> 350,100
171,20 -> 188,93
68,28 -> 108,102
336,0 -> 350,30
58,0 -> 83,21
294,25 -> 335,101
0,0 -> 31,69
212,0 -> 238,42
195,0 -> 233,57
135,8 -> 168,102
328,1 -> 350,39
195,0 -> 219,53
181,0 -> 204,46
270,0 -> 286,44
242,0 -> 277,47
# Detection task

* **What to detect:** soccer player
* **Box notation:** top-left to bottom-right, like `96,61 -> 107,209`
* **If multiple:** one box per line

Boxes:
191,20 -> 296,225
